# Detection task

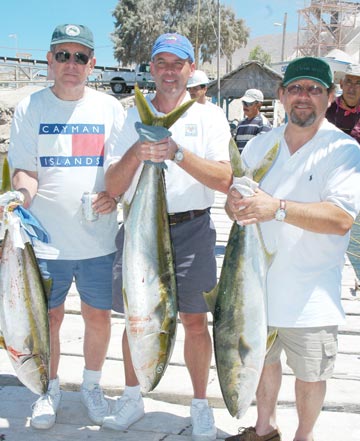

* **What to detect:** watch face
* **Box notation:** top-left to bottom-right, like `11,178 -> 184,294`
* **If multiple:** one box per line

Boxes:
175,150 -> 184,162
275,208 -> 286,221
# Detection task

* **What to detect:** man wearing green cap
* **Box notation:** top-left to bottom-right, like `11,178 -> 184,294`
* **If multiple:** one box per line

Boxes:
224,56 -> 360,441
8,24 -> 125,430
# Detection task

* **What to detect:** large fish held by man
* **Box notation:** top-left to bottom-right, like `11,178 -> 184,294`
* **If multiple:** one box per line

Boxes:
204,139 -> 279,418
122,85 -> 194,393
0,158 -> 50,395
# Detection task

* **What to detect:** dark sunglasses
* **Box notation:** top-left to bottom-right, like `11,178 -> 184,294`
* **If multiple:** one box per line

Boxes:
54,51 -> 90,65
286,84 -> 324,96
243,101 -> 256,107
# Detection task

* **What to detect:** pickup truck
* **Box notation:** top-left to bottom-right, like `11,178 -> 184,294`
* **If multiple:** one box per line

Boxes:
99,63 -> 154,94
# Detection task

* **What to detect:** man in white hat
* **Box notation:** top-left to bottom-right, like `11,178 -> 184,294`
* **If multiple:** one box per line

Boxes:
187,69 -> 210,104
326,63 -> 360,142
187,70 -> 229,127
235,88 -> 272,153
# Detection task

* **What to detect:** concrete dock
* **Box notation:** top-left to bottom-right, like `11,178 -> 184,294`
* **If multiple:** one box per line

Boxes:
1,192 -> 360,440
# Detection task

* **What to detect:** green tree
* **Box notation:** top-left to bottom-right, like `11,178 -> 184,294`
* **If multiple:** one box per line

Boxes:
248,45 -> 272,65
111,0 -> 249,66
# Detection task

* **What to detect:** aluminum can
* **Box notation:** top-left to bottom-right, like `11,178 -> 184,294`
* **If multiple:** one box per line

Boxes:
81,192 -> 98,222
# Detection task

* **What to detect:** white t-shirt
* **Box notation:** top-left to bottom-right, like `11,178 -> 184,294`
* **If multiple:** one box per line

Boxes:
242,120 -> 360,327
9,87 -> 125,260
104,92 -> 231,213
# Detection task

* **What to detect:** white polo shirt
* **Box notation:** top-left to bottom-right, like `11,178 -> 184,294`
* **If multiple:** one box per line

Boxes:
105,92 -> 231,213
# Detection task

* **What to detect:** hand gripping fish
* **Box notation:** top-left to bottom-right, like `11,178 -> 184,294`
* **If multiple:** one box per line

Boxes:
204,139 -> 279,418
122,85 -> 195,393
0,157 -> 50,395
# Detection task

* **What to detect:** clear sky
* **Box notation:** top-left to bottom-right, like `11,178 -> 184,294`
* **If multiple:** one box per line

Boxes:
0,0 -> 341,67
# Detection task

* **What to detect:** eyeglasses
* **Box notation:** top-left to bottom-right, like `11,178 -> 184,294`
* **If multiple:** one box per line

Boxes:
286,84 -> 325,96
343,79 -> 360,88
243,101 -> 256,107
54,51 -> 90,65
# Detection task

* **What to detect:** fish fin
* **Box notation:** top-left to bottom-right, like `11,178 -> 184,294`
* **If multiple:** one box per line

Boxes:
229,138 -> 247,177
238,335 -> 251,364
252,141 -> 280,183
134,83 -> 155,125
266,328 -> 278,353
255,224 -> 275,266
1,156 -> 11,194
203,285 -> 219,315
0,331 -> 7,349
122,287 -> 128,310
122,201 -> 130,222
43,278 -> 53,300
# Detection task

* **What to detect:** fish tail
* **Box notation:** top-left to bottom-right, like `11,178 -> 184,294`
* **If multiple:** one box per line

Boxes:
134,83 -> 195,129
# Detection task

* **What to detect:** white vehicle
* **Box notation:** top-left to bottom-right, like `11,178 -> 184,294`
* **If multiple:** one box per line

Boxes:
99,63 -> 153,94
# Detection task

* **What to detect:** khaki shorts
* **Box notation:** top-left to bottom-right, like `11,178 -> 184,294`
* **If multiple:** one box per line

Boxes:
265,326 -> 338,382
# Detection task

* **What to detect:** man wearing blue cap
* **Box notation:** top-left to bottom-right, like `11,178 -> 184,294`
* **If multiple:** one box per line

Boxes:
224,57 -> 360,440
104,33 -> 232,440
8,24 -> 125,430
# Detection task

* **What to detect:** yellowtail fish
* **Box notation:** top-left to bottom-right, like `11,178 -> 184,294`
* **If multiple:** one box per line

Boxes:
0,157 -> 50,395
122,85 -> 194,392
204,139 -> 279,418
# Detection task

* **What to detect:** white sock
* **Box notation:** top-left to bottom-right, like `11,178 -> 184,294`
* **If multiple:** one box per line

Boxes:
192,398 -> 209,406
123,385 -> 141,400
82,368 -> 101,390
48,376 -> 60,394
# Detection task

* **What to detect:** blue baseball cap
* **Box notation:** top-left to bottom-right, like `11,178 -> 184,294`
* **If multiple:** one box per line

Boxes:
151,33 -> 195,62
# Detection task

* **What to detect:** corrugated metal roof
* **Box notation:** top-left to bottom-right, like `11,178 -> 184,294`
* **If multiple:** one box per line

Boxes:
207,61 -> 283,100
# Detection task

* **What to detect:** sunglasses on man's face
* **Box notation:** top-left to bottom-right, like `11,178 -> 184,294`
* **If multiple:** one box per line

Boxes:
54,51 -> 90,65
243,101 -> 256,107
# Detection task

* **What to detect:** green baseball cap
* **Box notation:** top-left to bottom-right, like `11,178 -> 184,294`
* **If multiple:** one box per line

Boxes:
283,57 -> 333,88
50,24 -> 94,50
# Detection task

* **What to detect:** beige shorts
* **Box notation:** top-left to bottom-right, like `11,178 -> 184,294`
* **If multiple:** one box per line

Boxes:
265,326 -> 338,382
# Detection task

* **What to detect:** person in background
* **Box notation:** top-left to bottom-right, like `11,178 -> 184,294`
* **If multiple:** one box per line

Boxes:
187,69 -> 211,104
103,33 -> 232,441
8,24 -> 125,430
326,63 -> 360,143
224,57 -> 360,441
235,88 -> 272,153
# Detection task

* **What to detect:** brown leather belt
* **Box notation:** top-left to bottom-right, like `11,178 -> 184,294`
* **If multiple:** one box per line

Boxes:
168,209 -> 208,226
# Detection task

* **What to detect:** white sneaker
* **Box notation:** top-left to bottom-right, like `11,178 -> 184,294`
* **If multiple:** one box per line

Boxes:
102,395 -> 144,431
80,384 -> 110,425
191,401 -> 217,441
31,379 -> 62,430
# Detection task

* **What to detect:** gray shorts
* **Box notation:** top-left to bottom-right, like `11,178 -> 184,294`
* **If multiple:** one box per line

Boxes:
265,326 -> 338,382
112,211 -> 217,313
38,253 -> 115,310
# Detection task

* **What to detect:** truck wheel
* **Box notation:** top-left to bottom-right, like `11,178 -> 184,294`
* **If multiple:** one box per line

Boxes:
111,80 -> 126,94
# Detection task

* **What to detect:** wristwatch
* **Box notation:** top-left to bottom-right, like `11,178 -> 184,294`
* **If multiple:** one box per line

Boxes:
174,145 -> 184,164
275,199 -> 287,222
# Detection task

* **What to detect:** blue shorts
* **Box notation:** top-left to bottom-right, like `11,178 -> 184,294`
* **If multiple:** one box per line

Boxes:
112,211 -> 217,314
38,253 -> 116,310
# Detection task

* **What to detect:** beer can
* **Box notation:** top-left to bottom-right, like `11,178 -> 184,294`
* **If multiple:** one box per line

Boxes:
81,192 -> 98,222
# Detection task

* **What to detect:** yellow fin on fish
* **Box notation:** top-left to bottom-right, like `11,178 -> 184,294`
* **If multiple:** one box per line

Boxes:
203,285 -> 219,315
0,332 -> 7,349
1,156 -> 11,194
